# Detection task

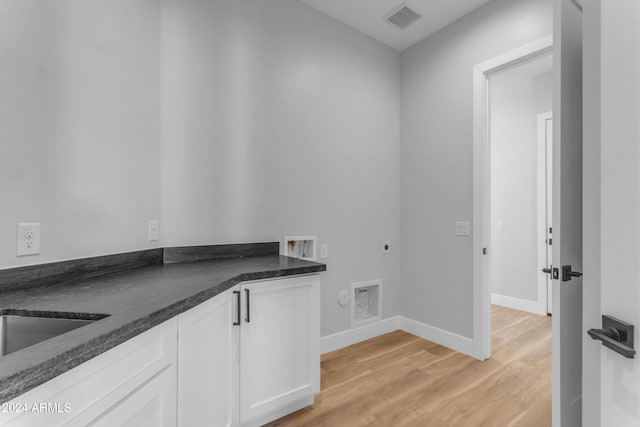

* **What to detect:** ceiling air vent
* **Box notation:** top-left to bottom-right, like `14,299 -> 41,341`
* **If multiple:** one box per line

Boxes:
386,5 -> 421,29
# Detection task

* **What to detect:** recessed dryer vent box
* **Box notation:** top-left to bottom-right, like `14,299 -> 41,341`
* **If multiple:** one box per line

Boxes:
283,235 -> 317,261
351,280 -> 382,328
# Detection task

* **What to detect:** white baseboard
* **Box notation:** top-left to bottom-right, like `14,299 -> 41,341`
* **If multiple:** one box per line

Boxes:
320,316 -> 402,354
320,315 -> 475,359
399,316 -> 475,358
491,293 -> 546,316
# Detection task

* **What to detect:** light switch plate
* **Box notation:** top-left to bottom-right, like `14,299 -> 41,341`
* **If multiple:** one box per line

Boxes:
456,221 -> 471,237
320,244 -> 328,259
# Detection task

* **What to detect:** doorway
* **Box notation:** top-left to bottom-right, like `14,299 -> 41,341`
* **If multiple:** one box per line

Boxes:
471,35 -> 555,424
471,35 -> 553,360
487,53 -> 553,318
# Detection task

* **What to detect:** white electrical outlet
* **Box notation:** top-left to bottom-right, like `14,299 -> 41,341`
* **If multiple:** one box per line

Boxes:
456,221 -> 471,237
320,244 -> 328,259
148,220 -> 159,241
17,223 -> 40,256
382,241 -> 392,254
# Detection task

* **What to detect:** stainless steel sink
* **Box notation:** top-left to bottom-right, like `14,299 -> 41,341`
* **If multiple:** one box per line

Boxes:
0,312 -> 109,357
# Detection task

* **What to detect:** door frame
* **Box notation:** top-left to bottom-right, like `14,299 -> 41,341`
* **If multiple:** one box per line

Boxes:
472,35 -> 553,360
537,111 -> 553,314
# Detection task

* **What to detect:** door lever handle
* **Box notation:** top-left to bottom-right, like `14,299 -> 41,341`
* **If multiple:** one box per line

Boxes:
562,265 -> 582,282
588,327 -> 621,342
588,315 -> 635,358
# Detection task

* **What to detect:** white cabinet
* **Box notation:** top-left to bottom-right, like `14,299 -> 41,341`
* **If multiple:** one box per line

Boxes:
239,276 -> 320,426
176,274 -> 320,427
0,274 -> 319,427
0,318 -> 177,427
178,286 -> 238,427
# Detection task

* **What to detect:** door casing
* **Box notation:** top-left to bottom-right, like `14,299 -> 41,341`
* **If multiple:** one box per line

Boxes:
472,35 -> 553,360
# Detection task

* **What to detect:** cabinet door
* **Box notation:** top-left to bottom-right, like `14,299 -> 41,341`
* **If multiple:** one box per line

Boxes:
239,276 -> 320,424
178,286 -> 239,427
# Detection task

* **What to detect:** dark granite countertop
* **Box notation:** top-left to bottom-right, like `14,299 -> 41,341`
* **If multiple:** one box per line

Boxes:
0,248 -> 325,403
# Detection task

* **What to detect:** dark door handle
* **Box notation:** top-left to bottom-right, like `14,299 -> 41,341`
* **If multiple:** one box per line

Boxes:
562,265 -> 583,281
588,327 -> 621,342
542,267 -> 552,274
233,290 -> 241,326
245,288 -> 250,323
588,315 -> 635,358
588,329 -> 635,358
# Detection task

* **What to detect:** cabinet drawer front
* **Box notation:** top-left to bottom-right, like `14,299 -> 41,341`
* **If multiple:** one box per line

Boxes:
0,318 -> 177,427
86,365 -> 176,427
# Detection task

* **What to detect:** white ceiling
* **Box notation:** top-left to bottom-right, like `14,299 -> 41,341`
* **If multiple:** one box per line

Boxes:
299,0 -> 494,51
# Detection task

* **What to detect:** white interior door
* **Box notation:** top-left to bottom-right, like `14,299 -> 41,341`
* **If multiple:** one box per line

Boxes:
552,0 -> 583,426
595,1 -> 640,426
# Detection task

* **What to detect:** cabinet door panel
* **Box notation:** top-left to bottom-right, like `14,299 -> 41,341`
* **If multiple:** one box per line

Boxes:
178,286 -> 238,427
240,276 -> 320,423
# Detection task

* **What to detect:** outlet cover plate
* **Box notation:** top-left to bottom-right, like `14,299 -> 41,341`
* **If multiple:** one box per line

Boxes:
148,220 -> 159,241
17,223 -> 40,256
456,221 -> 471,237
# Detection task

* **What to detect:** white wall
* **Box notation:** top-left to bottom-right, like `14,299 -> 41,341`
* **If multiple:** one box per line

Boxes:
0,0 -> 162,268
161,0 -> 401,337
0,0 -> 400,338
400,0 -> 552,338
490,53 -> 552,303
0,0 -> 555,345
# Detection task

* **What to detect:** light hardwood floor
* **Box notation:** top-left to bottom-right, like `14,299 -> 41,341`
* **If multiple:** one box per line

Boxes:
266,305 -> 551,427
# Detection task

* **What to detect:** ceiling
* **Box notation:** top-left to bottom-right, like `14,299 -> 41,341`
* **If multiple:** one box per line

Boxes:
299,0 -> 494,51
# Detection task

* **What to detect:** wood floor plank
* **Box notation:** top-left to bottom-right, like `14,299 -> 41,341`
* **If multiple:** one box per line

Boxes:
265,306 -> 551,427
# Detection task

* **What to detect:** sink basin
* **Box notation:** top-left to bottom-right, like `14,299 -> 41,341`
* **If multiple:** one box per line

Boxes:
0,311 -> 109,357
